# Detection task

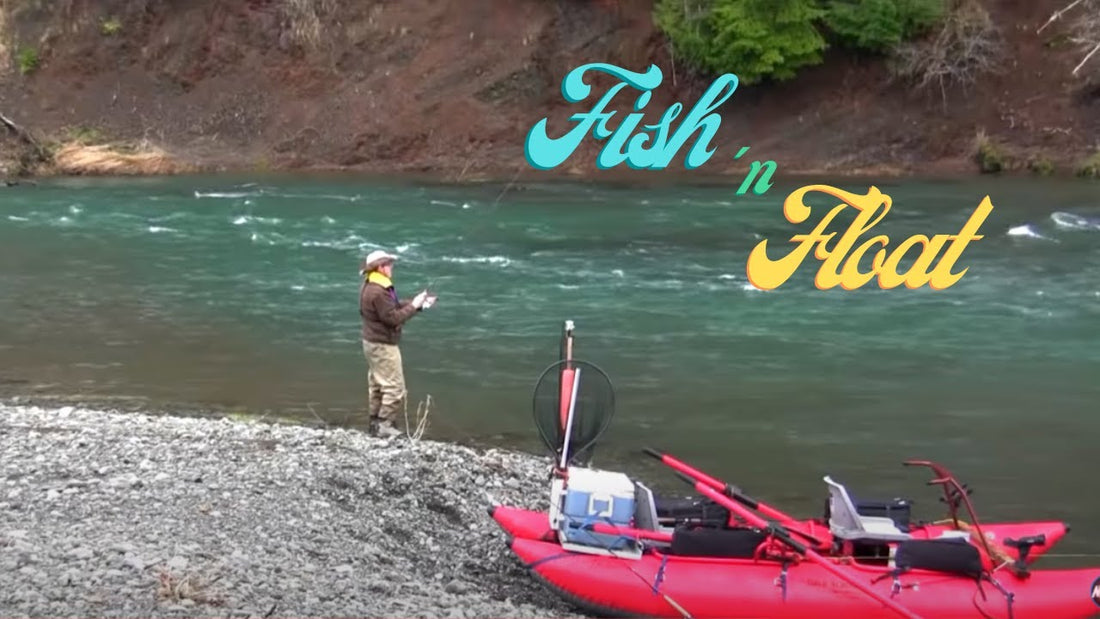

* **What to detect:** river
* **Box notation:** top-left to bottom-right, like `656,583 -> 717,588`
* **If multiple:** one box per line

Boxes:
1,173 -> 1098,561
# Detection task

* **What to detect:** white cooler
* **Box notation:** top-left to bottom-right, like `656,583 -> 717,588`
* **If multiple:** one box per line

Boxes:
551,467 -> 641,558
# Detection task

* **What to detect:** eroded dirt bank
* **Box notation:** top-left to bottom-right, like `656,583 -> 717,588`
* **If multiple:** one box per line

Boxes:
0,0 -> 1097,181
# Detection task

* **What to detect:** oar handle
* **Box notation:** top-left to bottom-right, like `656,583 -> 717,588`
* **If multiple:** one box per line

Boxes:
645,448 -> 825,546
648,448 -> 728,492
673,472 -> 769,529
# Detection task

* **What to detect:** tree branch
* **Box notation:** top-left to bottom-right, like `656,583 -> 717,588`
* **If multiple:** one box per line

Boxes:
0,111 -> 50,163
1038,0 -> 1087,34
1074,41 -> 1100,74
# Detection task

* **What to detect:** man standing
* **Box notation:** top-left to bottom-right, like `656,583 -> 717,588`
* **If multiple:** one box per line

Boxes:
359,249 -> 435,437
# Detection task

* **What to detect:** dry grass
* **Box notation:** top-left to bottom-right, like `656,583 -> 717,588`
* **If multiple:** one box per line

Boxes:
51,141 -> 194,175
404,394 -> 432,442
283,0 -> 337,53
154,566 -> 225,606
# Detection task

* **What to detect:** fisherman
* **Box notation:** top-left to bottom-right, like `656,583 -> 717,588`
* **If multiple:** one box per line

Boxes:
359,249 -> 436,438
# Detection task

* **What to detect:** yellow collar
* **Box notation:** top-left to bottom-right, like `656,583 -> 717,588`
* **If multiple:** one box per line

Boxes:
367,271 -> 393,288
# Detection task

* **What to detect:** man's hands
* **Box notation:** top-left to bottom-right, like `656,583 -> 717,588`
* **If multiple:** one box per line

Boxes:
411,290 -> 438,310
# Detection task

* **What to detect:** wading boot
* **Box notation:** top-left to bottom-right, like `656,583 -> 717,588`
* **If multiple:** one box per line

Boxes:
374,419 -> 402,439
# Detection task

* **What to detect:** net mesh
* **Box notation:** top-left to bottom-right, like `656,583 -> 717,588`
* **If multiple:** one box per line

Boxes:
532,359 -> 615,467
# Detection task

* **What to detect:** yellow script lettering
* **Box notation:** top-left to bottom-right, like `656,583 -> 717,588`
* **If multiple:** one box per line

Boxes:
745,185 -> 993,290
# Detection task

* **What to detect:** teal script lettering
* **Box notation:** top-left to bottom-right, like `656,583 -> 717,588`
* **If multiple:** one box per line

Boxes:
524,63 -> 739,171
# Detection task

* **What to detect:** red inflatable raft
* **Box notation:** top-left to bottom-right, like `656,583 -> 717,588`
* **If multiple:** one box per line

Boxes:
507,534 -> 1100,619
491,504 -> 1070,565
499,322 -> 1100,617
492,453 -> 1098,619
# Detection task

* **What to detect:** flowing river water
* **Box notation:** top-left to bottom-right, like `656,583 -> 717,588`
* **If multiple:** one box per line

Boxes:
1,173 -> 1098,561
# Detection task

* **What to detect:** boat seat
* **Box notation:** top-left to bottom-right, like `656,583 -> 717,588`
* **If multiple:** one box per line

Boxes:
824,476 -> 911,542
633,481 -> 661,532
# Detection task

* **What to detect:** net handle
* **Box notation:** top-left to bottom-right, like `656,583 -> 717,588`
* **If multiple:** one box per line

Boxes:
563,320 -> 574,366
531,358 -> 616,465
558,367 -> 581,469
558,320 -> 575,432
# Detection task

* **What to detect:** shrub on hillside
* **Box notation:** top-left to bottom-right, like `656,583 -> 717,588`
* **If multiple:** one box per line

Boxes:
17,46 -> 38,75
889,0 -> 1003,104
653,0 -> 827,84
823,0 -> 945,52
1076,151 -> 1100,178
972,131 -> 1009,173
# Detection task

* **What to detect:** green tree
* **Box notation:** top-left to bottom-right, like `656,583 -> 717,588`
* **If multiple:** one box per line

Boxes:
823,0 -> 945,52
654,0 -> 828,84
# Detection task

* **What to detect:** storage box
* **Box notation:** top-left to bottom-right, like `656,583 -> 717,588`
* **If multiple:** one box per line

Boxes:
555,467 -> 638,554
855,497 -> 912,532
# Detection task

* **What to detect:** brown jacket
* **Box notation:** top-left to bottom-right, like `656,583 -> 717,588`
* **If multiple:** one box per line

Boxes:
360,279 -> 419,344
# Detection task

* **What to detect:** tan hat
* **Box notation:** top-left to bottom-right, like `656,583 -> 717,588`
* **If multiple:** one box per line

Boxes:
362,249 -> 398,273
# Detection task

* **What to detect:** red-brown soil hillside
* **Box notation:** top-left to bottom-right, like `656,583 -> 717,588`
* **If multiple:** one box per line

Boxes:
0,0 -> 1097,180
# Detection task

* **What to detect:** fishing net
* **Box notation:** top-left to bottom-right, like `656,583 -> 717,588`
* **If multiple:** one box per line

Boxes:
532,358 -> 615,467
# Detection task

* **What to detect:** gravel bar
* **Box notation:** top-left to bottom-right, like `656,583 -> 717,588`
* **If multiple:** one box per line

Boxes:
0,404 -> 587,618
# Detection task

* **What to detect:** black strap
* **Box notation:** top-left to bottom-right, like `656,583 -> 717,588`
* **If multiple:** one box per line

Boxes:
872,567 -> 909,584
526,551 -> 574,570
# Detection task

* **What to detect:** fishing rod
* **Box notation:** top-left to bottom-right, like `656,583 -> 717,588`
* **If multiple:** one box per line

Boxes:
419,164 -> 521,299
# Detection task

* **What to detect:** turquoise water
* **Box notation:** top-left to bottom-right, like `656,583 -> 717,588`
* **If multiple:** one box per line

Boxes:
2,174 -> 1099,558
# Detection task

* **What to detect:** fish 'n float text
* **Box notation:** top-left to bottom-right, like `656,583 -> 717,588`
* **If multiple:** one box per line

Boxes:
746,184 -> 993,291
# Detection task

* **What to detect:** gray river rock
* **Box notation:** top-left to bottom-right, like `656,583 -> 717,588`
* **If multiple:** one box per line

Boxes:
0,404 -> 584,617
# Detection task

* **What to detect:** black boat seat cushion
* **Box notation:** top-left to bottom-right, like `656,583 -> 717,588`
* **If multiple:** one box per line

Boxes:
669,527 -> 768,559
894,539 -> 983,578
655,494 -> 730,527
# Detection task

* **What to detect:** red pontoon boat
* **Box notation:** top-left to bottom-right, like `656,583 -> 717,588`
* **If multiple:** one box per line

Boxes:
494,321 -> 1100,618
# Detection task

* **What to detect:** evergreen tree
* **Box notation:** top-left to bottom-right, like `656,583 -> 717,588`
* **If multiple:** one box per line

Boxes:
654,0 -> 828,84
824,0 -> 945,52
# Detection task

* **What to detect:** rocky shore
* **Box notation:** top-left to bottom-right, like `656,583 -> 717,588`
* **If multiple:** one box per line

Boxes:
0,404 -> 583,618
